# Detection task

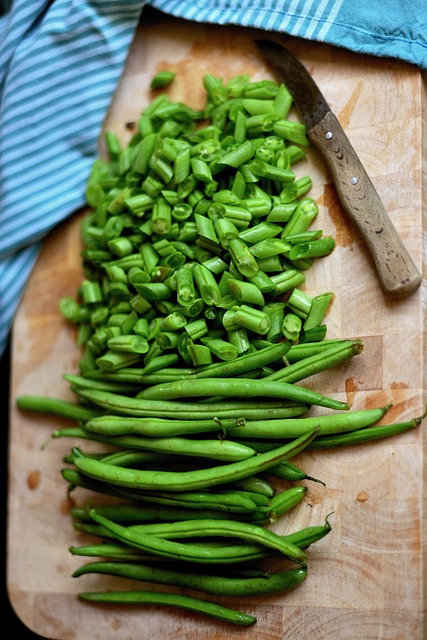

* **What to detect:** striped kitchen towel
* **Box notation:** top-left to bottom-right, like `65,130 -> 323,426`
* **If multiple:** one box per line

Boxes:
1,0 -> 426,359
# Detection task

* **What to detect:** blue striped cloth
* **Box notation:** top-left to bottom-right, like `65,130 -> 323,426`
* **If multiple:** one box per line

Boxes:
1,1 -> 426,359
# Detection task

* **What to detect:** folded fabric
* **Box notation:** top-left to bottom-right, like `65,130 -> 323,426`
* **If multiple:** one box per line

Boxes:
150,0 -> 427,70
0,0 -> 147,358
1,0 -> 426,360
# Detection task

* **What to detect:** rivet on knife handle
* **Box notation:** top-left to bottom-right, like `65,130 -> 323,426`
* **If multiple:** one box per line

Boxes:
309,110 -> 421,298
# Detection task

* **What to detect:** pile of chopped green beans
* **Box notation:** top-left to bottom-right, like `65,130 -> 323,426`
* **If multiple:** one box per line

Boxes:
16,71 -> 426,627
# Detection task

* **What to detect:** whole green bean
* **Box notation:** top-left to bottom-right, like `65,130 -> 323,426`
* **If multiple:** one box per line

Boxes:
77,590 -> 257,626
89,511 -> 307,565
71,501 -> 269,524
130,489 -> 262,513
85,415 -> 245,437
75,388 -> 311,419
62,467 -> 266,514
285,339 -> 353,362
308,408 -> 426,448
265,339 -> 363,383
137,377 -> 349,411
225,405 -> 390,438
137,342 -> 290,381
85,433 -> 258,462
68,541 -> 267,563
73,560 -> 307,597
71,429 -> 317,492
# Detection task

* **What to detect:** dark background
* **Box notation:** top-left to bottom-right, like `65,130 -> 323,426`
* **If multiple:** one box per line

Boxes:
0,0 -> 38,630
1,0 -> 41,634
2,339 -> 44,638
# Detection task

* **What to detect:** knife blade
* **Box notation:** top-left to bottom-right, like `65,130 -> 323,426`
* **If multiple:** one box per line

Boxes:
255,39 -> 421,299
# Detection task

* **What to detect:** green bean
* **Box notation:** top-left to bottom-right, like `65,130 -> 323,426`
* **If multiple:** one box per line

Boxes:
196,342 -> 291,379
228,238 -> 259,278
187,344 -> 213,366
103,489 -> 262,513
234,304 -> 271,334
273,119 -> 309,146
248,238 -> 291,260
238,221 -> 281,244
95,350 -> 142,371
217,140 -> 255,168
266,202 -> 297,223
281,197 -> 318,237
248,270 -> 276,294
142,354 -> 181,375
285,339 -> 353,362
282,312 -> 302,341
300,324 -> 327,342
266,486 -> 308,521
227,279 -> 265,306
68,540 -> 268,563
107,334 -> 149,354
70,501 -> 268,524
77,589 -> 257,626
270,269 -> 305,294
85,415 -> 244,437
272,83 -> 293,118
196,338 -> 237,362
73,560 -> 307,597
62,467 -> 161,503
228,475 -> 275,498
62,467 -> 267,515
53,428 -> 257,462
308,408 -> 426,449
150,72 -> 177,91
268,461 -> 325,485
71,429 -> 317,492
225,405 -> 390,438
137,377 -> 349,411
192,263 -> 222,306
76,388 -> 311,419
279,176 -> 313,203
69,542 -> 152,561
303,292 -> 333,332
16,396 -> 101,422
88,511 -> 307,565
283,513 -> 333,548
101,450 -> 172,466
288,237 -> 335,260
109,435 -> 256,462
266,339 -> 364,383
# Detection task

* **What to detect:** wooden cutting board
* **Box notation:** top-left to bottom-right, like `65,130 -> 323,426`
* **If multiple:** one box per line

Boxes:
8,8 -> 427,639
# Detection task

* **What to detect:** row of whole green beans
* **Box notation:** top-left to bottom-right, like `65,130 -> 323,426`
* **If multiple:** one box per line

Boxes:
16,70 -> 426,626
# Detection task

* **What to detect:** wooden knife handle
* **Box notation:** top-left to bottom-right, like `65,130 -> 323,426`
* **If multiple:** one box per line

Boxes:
309,110 -> 422,298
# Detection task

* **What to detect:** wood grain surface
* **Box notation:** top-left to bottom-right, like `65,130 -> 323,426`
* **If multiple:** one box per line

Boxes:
8,8 -> 427,640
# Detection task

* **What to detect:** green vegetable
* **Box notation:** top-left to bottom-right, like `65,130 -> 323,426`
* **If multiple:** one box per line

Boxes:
73,561 -> 307,597
78,590 -> 256,626
15,69 -> 425,627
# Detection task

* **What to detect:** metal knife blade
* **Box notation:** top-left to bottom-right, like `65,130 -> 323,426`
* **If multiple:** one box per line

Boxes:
255,38 -> 421,299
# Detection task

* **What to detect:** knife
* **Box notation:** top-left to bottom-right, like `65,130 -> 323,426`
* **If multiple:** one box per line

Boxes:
255,39 -> 422,299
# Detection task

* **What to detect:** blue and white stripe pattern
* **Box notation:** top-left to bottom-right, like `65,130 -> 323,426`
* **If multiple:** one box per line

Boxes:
0,1 -> 146,357
1,0 -> 426,359
148,0 -> 427,69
